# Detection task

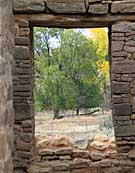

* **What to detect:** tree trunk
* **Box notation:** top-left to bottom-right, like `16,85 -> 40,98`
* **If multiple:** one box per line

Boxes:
53,109 -> 59,119
76,108 -> 79,115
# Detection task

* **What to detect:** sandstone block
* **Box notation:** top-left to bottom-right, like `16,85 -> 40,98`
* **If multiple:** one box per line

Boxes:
53,162 -> 70,171
90,152 -> 105,161
124,46 -> 135,53
112,1 -> 135,14
114,115 -> 130,121
115,125 -> 135,137
112,82 -> 129,94
112,60 -> 135,74
73,150 -> 90,159
113,103 -> 132,116
15,37 -> 30,46
14,104 -> 32,121
112,41 -> 124,52
55,148 -> 73,155
46,0 -> 86,13
20,132 -> 33,143
52,136 -> 70,147
112,22 -> 129,33
88,4 -> 108,14
112,95 -> 129,104
22,120 -> 32,128
38,149 -> 53,156
60,155 -> 72,160
15,46 -> 30,60
14,0 -> 45,13
70,161 -> 89,169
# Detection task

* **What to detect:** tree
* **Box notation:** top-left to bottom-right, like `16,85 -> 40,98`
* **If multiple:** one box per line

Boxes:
90,28 -> 110,109
34,28 -> 104,118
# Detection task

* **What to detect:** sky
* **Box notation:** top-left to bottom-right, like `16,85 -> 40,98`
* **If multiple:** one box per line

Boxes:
50,28 -> 108,49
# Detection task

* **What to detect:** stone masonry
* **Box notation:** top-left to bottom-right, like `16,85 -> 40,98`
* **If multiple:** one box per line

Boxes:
0,0 -> 14,173
111,22 -> 135,154
12,0 -> 135,172
14,21 -> 35,173
1,0 -> 135,173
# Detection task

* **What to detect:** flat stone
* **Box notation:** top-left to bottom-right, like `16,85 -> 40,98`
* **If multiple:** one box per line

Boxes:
15,46 -> 30,60
14,0 -> 45,13
42,155 -> 59,161
112,1 -> 135,14
15,37 -> 30,46
27,163 -> 52,173
112,41 -> 124,52
60,155 -> 72,160
115,125 -> 135,137
14,104 -> 32,121
90,141 -> 109,151
55,148 -> 73,155
15,151 -> 32,159
46,0 -> 86,13
70,161 -> 89,169
112,60 -> 135,74
124,46 -> 135,53
73,150 -> 90,159
22,120 -> 32,128
113,103 -> 132,116
71,138 -> 89,150
20,132 -> 33,143
38,149 -> 54,156
52,136 -> 70,147
128,149 -> 135,159
112,22 -> 129,33
15,136 -> 33,151
112,51 -> 127,57
114,115 -> 130,121
112,82 -> 129,94
53,162 -> 70,171
90,152 -> 105,161
88,4 -> 108,14
36,138 -> 50,149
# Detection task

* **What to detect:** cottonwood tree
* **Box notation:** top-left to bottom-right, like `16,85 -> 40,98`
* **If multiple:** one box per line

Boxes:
34,28 -> 103,118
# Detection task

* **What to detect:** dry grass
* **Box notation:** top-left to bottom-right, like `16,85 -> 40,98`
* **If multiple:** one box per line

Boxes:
35,111 -> 114,139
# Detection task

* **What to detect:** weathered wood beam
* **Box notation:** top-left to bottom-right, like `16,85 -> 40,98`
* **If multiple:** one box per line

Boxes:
15,14 -> 135,28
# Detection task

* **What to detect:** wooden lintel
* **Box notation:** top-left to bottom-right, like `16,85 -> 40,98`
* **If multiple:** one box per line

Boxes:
14,13 -> 135,28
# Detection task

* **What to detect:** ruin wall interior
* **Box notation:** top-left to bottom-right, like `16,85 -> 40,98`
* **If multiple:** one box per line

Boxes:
0,0 -> 14,173
3,0 -> 135,173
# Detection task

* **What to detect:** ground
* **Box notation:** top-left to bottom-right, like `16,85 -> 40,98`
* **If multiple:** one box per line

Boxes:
35,110 -> 114,141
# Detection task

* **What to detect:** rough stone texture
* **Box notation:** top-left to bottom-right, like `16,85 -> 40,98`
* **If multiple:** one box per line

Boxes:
112,1 -> 135,14
13,20 -> 35,172
0,0 -> 14,173
111,22 -> 135,153
27,159 -> 135,173
14,0 -> 45,13
11,0 -> 135,173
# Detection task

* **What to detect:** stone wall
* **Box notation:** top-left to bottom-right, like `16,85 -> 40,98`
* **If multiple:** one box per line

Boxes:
111,22 -> 135,154
12,0 -> 135,172
0,0 -> 14,173
13,21 -> 35,173
13,0 -> 135,15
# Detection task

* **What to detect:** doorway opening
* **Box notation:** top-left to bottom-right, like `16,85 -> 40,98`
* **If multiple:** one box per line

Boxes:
33,27 -> 115,162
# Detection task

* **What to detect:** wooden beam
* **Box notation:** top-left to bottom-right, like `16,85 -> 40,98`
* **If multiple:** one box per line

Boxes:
15,13 -> 135,28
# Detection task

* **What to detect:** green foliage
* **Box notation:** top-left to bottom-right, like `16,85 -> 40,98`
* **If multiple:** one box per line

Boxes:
34,28 -> 104,112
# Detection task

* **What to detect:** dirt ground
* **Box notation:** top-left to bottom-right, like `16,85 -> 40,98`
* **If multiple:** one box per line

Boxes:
35,110 -> 114,140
